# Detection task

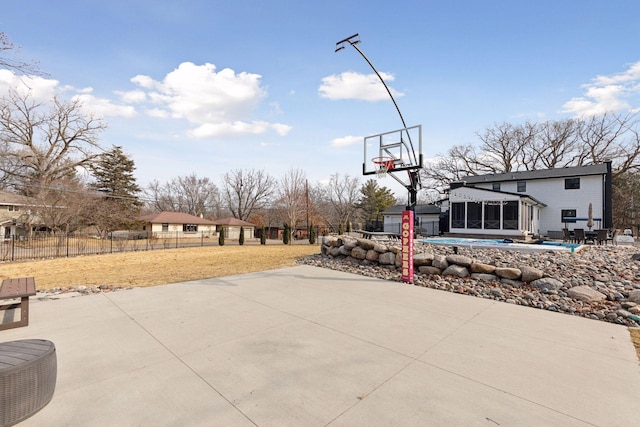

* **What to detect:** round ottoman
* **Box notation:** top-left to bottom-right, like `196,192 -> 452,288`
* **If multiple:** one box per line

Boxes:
0,339 -> 57,426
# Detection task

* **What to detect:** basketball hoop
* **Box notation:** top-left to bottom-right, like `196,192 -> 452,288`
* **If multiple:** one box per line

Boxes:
372,156 -> 395,179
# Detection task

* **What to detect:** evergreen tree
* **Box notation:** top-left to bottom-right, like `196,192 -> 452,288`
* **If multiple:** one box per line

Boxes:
260,226 -> 266,245
218,228 -> 225,246
91,145 -> 142,208
239,226 -> 245,245
358,179 -> 396,225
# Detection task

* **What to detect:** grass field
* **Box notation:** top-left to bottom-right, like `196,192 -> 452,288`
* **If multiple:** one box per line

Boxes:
1,243 -> 638,361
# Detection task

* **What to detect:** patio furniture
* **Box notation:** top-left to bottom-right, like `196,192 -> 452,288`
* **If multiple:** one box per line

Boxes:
595,229 -> 612,245
0,278 -> 36,331
562,228 -> 572,242
0,339 -> 57,426
573,229 -> 586,244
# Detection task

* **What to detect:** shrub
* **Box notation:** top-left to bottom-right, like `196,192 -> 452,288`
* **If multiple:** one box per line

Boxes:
218,229 -> 225,246
239,226 -> 244,245
260,226 -> 266,245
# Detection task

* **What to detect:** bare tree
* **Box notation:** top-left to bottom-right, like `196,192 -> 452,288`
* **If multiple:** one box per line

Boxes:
28,177 -> 98,233
1,32 -> 40,75
144,174 -> 220,217
0,91 -> 106,195
275,168 -> 307,241
221,169 -> 275,221
325,173 -> 361,230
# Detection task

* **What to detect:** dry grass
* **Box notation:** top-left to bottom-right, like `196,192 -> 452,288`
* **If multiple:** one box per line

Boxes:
0,244 -> 319,290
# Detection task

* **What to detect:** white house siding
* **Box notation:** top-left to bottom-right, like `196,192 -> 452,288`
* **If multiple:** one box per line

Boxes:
473,175 -> 604,234
148,223 -> 217,238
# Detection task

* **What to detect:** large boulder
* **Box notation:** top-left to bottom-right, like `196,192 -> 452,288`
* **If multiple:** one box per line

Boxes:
442,264 -> 470,278
366,249 -> 380,262
373,243 -> 388,253
520,266 -> 544,283
351,246 -> 367,260
530,277 -> 564,291
329,246 -> 342,257
567,286 -> 607,302
495,267 -> 521,280
419,266 -> 441,275
471,273 -> 498,282
432,255 -> 449,270
471,263 -> 496,274
413,252 -> 434,266
378,252 -> 396,265
356,238 -> 376,250
446,254 -> 473,267
343,238 -> 358,250
628,290 -> 640,303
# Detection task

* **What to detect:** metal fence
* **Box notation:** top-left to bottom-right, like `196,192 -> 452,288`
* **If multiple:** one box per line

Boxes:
0,231 -> 224,263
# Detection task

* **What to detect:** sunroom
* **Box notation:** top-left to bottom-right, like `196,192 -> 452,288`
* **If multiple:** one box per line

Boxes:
448,186 -> 545,238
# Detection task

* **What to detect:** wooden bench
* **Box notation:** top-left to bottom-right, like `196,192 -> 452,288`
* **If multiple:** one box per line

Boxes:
0,277 -> 36,331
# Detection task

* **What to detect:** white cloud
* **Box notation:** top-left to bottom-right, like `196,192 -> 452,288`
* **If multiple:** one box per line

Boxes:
561,61 -> 640,117
331,135 -> 362,148
0,70 -> 136,118
130,62 -> 288,138
117,89 -> 147,103
319,71 -> 404,101
0,70 -> 59,101
72,93 -> 137,118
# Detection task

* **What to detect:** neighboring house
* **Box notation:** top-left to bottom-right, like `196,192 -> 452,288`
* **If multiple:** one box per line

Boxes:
138,212 -> 218,238
444,162 -> 613,238
0,190 -> 33,239
211,217 -> 256,240
382,204 -> 441,236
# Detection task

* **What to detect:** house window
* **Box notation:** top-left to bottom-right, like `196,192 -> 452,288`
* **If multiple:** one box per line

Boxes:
183,224 -> 198,233
561,209 -> 577,223
492,183 -> 501,191
466,202 -> 482,229
503,201 -> 519,230
162,223 -> 169,232
484,204 -> 501,229
517,181 -> 526,192
8,206 -> 19,212
451,202 -> 465,228
564,178 -> 580,189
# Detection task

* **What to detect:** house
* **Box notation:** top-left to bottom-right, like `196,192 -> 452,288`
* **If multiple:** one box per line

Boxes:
138,212 -> 218,238
0,190 -> 33,239
382,204 -> 441,236
445,162 -> 613,238
211,217 -> 256,240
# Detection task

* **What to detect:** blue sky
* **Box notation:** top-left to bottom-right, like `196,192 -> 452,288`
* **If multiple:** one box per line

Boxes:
2,0 -> 639,200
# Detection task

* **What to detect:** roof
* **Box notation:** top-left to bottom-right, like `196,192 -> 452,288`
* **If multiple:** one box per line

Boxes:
460,162 -> 609,185
382,204 -> 441,216
0,190 -> 31,206
138,211 -> 217,225
449,186 -> 547,207
211,217 -> 256,227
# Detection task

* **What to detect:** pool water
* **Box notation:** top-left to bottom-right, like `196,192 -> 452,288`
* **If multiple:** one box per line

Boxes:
423,237 -> 581,250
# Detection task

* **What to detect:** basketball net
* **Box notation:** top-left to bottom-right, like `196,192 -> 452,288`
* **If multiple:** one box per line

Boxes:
373,157 -> 394,179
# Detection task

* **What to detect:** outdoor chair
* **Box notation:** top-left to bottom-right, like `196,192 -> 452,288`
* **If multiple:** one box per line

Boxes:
595,229 -> 610,245
562,228 -> 571,242
573,228 -> 586,244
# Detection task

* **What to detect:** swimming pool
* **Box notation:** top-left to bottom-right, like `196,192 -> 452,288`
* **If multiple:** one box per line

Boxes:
422,237 -> 583,252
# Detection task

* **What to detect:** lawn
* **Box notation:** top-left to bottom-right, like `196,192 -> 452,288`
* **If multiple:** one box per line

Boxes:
0,244 -> 320,289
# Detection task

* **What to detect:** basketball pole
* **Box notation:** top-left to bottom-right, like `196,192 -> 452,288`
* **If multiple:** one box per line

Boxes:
335,34 -> 420,214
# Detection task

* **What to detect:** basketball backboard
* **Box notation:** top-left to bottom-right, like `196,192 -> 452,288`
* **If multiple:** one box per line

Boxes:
363,125 -> 423,185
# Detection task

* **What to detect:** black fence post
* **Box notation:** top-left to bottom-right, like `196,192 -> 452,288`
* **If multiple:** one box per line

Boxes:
11,235 -> 15,262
